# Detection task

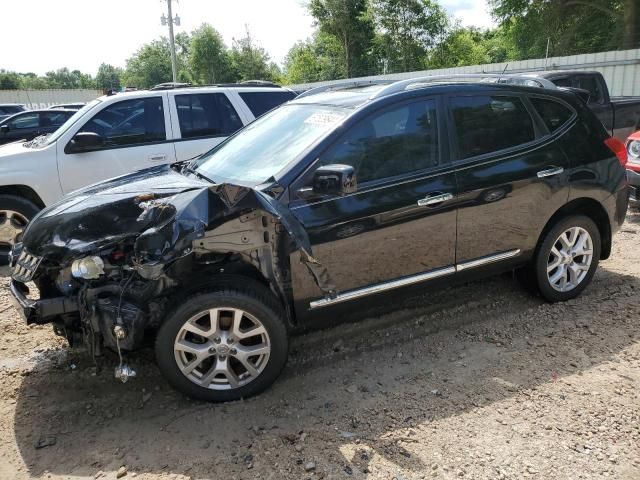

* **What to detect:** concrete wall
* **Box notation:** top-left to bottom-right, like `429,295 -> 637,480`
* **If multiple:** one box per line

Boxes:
0,89 -> 102,109
289,48 -> 640,97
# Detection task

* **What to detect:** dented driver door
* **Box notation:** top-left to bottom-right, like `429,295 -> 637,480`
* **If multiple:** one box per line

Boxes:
288,97 -> 457,310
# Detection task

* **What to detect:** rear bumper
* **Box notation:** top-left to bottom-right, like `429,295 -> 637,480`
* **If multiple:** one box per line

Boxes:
8,280 -> 78,325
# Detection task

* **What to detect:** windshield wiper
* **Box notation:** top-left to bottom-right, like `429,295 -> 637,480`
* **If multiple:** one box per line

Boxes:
181,164 -> 215,184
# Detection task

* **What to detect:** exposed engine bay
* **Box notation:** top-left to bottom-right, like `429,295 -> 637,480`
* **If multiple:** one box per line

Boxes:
9,164 -> 334,382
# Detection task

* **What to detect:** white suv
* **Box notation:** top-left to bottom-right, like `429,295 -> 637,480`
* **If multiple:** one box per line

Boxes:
0,84 -> 296,255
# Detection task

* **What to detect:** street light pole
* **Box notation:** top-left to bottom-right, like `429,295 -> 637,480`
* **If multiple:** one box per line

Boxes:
161,0 -> 179,83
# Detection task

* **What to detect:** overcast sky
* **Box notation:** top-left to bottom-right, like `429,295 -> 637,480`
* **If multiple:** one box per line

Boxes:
0,0 -> 494,76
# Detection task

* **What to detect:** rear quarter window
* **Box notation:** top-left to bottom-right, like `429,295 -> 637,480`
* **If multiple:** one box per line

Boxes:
530,97 -> 574,133
239,91 -> 296,118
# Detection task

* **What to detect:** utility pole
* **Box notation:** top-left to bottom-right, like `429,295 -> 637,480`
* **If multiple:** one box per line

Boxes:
161,0 -> 181,83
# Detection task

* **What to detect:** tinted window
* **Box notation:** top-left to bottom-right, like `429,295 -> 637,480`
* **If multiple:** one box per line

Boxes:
1,106 -> 24,115
530,97 -> 573,132
451,95 -> 535,159
321,99 -> 439,183
574,75 -> 604,104
79,97 -> 165,147
9,113 -> 39,130
40,111 -> 73,127
175,93 -> 243,139
239,91 -> 296,117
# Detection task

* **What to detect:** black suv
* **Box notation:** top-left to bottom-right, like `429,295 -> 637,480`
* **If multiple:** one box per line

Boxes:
8,77 -> 629,402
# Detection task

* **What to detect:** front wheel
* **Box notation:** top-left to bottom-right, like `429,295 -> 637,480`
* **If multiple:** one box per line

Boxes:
533,215 -> 601,302
0,194 -> 41,261
155,284 -> 289,402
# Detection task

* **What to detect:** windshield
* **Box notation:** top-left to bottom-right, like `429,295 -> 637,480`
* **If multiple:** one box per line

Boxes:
193,104 -> 349,185
43,98 -> 102,146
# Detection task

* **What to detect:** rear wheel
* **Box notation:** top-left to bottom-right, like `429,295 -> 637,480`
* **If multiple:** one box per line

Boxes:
0,195 -> 40,262
533,215 -> 601,302
155,284 -> 288,402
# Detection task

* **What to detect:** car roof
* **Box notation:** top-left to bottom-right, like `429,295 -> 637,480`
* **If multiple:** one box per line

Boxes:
98,85 -> 293,103
527,70 -> 601,78
291,81 -> 569,110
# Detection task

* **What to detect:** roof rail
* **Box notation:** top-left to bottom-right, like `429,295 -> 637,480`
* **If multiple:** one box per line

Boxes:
149,81 -> 283,91
150,82 -> 192,91
297,79 -> 393,99
369,73 -> 558,99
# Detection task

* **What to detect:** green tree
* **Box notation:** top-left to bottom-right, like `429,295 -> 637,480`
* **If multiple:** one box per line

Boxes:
44,68 -> 95,89
284,32 -> 347,84
230,27 -> 274,81
123,37 -> 191,88
490,0 -> 635,59
0,70 -> 21,89
373,0 -> 449,73
95,63 -> 123,90
190,24 -> 234,84
309,0 -> 376,77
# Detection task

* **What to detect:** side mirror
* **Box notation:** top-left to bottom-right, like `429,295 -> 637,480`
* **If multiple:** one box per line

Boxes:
67,132 -> 104,153
0,125 -> 9,134
312,164 -> 357,196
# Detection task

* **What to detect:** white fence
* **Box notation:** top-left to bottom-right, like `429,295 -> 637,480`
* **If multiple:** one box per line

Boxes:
289,48 -> 640,97
0,89 -> 102,109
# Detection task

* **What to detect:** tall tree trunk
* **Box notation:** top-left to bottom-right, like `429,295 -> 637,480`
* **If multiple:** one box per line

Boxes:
623,0 -> 638,48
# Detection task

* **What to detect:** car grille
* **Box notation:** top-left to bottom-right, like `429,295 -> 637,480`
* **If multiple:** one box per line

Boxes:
11,250 -> 43,283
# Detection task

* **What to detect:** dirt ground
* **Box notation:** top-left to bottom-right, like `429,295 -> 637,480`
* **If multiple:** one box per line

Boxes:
0,212 -> 639,480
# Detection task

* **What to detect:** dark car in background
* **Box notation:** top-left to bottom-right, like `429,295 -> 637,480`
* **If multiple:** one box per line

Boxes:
9,76 -> 629,402
525,70 -> 640,141
0,104 -> 27,122
0,109 -> 75,145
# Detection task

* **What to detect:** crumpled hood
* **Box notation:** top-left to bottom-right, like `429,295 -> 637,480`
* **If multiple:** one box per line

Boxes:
22,165 -> 211,263
19,163 -> 335,295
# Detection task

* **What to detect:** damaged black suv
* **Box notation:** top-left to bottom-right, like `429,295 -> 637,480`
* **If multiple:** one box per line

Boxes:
9,76 -> 629,402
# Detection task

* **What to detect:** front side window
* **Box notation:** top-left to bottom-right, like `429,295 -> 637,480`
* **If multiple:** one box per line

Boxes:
40,111 -> 73,127
530,97 -> 574,132
78,97 -> 165,147
239,91 -> 296,118
9,113 -> 39,130
319,99 -> 439,183
175,93 -> 243,139
451,95 -> 535,159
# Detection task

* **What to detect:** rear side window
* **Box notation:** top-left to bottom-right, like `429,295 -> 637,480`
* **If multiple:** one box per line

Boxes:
239,91 -> 296,117
574,76 -> 604,104
320,99 -> 439,183
451,95 -> 535,159
79,97 -> 166,147
530,97 -> 574,132
175,93 -> 243,139
8,113 -> 39,130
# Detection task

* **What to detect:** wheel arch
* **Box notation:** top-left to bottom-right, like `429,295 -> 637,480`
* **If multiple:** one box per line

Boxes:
0,185 -> 45,209
537,198 -> 612,260
170,256 -> 295,327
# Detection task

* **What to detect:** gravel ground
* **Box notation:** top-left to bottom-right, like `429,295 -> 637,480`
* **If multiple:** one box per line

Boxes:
0,212 -> 639,480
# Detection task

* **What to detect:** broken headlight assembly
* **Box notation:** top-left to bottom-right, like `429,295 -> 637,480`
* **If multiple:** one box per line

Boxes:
71,256 -> 105,280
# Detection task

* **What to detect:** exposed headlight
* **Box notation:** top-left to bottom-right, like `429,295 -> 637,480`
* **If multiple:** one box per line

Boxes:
628,140 -> 640,162
71,256 -> 105,280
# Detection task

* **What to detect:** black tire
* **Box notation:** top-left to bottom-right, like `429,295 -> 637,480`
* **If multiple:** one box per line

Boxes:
533,215 -> 601,302
0,194 -> 41,263
155,282 -> 289,402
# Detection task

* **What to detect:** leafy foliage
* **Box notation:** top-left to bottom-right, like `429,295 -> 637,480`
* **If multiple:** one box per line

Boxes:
95,63 -> 123,90
190,24 -> 235,84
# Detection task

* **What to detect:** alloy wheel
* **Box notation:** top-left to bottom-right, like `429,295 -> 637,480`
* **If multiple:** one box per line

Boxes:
546,226 -> 593,292
0,210 -> 28,248
173,307 -> 271,390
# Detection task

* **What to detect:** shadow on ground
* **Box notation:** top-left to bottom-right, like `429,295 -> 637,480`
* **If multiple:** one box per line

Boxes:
10,262 -> 640,478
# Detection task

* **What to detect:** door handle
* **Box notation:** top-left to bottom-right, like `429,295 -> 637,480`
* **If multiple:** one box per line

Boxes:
149,154 -> 167,161
417,192 -> 453,207
537,166 -> 564,178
